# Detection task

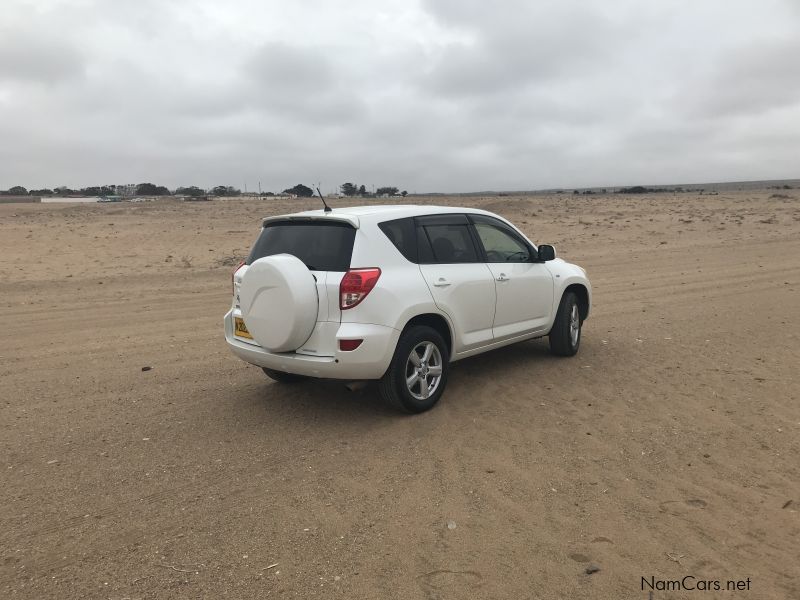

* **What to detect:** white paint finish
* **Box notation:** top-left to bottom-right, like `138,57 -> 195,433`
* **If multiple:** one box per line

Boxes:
297,321 -> 340,357
226,204 -> 591,381
545,259 -> 593,321
238,254 -> 318,352
224,311 -> 399,380
419,263 -> 496,352
341,263 -> 437,328
485,262 -> 554,339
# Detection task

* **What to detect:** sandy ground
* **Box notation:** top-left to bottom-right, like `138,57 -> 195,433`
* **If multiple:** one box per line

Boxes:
1,190 -> 798,599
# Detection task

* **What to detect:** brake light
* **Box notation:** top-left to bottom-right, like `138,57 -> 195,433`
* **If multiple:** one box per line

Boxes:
340,268 -> 381,309
231,260 -> 245,295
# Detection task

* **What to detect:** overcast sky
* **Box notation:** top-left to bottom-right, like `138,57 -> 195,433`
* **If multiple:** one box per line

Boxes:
1,0 -> 798,192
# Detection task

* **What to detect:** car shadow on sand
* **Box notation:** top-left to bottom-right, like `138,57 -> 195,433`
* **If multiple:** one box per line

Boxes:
229,337 -> 575,420
232,365 -> 398,421
454,336 -> 560,373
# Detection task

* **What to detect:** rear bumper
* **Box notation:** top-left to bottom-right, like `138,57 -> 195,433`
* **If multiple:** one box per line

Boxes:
224,310 -> 399,380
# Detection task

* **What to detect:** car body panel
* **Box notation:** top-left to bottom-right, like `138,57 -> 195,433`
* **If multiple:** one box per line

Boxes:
544,259 -> 592,320
484,261 -> 554,339
225,310 -> 399,379
418,263 -> 496,352
225,204 -> 591,380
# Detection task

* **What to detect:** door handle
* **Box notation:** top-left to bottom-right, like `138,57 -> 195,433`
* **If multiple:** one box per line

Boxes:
433,277 -> 451,287
496,274 -> 509,282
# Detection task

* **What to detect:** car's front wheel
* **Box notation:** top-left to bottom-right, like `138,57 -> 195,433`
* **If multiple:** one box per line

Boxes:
549,291 -> 582,356
379,325 -> 449,413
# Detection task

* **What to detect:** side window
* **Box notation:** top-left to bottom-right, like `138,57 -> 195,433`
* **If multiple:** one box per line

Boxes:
417,225 -> 435,263
473,223 -> 531,263
421,224 -> 478,263
378,218 -> 417,262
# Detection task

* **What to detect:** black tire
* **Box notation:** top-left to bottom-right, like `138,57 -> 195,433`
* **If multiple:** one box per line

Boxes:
379,325 -> 449,413
262,367 -> 306,383
549,291 -> 582,356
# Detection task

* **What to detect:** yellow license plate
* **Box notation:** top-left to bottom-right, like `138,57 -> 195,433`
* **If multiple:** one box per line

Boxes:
234,316 -> 253,339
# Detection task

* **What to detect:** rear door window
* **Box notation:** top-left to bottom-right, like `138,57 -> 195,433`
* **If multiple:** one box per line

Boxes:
247,221 -> 356,271
415,214 -> 479,264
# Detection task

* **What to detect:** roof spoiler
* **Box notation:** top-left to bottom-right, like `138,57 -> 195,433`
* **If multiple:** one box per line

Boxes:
261,213 -> 360,228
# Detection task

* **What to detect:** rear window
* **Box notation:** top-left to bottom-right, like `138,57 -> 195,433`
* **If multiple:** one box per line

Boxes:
247,221 -> 356,271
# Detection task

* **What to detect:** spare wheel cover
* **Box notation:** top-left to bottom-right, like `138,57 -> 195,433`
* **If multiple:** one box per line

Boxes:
239,254 -> 318,352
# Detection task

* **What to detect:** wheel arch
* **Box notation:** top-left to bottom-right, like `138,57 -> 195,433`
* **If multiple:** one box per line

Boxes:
399,312 -> 454,357
563,283 -> 590,320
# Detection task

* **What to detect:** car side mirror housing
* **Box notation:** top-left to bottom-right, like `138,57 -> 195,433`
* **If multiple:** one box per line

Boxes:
537,244 -> 556,261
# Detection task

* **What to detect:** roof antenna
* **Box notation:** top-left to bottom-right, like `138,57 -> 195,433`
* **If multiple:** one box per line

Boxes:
316,186 -> 332,213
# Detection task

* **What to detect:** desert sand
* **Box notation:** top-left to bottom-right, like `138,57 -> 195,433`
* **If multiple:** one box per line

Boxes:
1,189 -> 798,599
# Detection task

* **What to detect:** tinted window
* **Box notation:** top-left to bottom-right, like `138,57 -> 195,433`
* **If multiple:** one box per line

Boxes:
378,217 -> 417,262
417,225 -> 435,263
247,221 -> 355,271
474,223 -> 531,262
421,224 -> 478,263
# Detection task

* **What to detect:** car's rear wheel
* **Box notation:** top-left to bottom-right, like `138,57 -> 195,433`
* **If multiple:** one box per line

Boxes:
549,291 -> 582,356
379,325 -> 449,413
262,367 -> 306,383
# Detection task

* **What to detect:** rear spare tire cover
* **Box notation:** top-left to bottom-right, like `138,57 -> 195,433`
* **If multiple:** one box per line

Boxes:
239,254 -> 318,352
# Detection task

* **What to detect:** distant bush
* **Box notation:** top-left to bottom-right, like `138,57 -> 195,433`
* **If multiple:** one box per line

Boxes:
283,184 -> 314,197
376,186 -> 399,196
618,186 -> 685,194
176,186 -> 206,197
136,183 -> 171,196
212,185 -> 241,197
0,185 -> 28,195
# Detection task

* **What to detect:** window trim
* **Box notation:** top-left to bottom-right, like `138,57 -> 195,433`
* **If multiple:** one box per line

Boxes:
377,212 -> 539,265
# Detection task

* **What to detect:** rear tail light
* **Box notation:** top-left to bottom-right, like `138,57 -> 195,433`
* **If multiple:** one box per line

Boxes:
231,260 -> 245,295
340,268 -> 381,310
339,339 -> 363,351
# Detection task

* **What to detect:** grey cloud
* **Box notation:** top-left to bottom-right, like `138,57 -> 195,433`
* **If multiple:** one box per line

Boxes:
689,37 -> 800,117
243,42 -> 367,123
0,31 -> 85,84
419,1 -> 632,96
0,0 -> 799,192
247,43 -> 335,94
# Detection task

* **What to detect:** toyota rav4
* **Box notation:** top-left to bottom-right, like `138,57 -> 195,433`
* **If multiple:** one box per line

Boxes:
224,205 -> 591,412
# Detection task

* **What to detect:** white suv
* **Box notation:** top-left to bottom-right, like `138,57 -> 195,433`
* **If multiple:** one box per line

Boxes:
224,205 -> 591,412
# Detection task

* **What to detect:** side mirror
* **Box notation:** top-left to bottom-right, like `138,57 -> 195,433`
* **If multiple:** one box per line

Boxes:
537,244 -> 556,261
